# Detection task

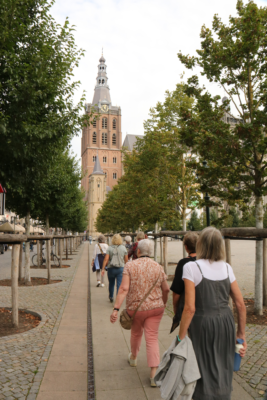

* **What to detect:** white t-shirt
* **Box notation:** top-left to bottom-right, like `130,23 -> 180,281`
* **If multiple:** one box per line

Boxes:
182,259 -> 236,287
93,243 -> 108,258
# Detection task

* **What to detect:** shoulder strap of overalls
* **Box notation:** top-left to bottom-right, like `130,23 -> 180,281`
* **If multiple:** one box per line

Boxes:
195,261 -> 204,277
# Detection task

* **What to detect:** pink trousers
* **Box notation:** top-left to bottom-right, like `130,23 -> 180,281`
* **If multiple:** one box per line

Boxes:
127,307 -> 164,368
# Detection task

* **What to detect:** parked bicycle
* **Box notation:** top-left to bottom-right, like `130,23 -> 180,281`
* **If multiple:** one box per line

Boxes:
32,246 -> 59,267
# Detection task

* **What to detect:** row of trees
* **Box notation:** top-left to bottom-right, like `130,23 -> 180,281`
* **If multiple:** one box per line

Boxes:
0,0 -> 89,283
97,0 -> 267,314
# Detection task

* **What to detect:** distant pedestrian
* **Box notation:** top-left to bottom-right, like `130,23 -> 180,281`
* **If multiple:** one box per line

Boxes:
179,227 -> 247,400
92,235 -> 108,287
128,232 -> 145,260
89,236 -> 92,245
170,232 -> 198,331
101,234 -> 128,302
124,235 -> 132,250
110,239 -> 170,387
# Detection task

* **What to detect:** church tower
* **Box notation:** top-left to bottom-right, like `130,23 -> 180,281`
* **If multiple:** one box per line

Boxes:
81,53 -> 122,234
81,53 -> 123,196
88,155 -> 107,236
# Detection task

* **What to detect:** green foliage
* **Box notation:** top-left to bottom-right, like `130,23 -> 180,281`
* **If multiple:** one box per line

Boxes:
178,0 -> 267,226
187,211 -> 203,231
31,151 -> 88,232
96,84 -> 199,233
1,0 -> 89,219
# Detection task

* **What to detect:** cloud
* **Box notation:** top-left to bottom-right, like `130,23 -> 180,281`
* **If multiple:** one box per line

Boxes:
50,0 -> 266,159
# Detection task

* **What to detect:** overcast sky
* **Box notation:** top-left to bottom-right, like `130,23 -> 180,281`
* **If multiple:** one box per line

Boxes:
50,0 -> 267,160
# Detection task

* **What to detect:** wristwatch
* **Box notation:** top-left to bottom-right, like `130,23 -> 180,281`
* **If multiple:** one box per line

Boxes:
113,308 -> 119,312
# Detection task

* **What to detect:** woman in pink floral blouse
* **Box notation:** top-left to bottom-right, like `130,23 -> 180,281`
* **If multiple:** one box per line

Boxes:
110,239 -> 170,387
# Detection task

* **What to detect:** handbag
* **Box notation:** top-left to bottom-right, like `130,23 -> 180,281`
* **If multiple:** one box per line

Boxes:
120,268 -> 161,330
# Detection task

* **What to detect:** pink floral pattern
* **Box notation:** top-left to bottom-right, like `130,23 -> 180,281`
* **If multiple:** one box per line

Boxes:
123,258 -> 167,311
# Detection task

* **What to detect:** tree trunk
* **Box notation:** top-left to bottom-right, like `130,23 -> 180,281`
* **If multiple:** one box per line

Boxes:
59,238 -> 62,268
11,244 -> 20,328
19,243 -> 23,281
46,214 -> 49,235
46,239 -> 51,284
182,214 -> 186,258
24,211 -> 31,284
70,236 -> 72,255
37,240 -> 41,267
66,237 -> 69,260
255,195 -> 263,315
263,238 -> 267,307
160,237 -> 163,265
163,236 -> 168,275
154,222 -> 158,262
225,238 -> 233,311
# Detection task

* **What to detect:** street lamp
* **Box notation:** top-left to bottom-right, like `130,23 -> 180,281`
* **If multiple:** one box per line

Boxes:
202,161 -> 210,227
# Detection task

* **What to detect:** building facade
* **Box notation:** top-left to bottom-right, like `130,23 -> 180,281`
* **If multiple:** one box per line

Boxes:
81,54 -> 123,196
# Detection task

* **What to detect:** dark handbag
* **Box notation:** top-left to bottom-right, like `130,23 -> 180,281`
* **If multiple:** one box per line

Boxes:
120,268 -> 161,330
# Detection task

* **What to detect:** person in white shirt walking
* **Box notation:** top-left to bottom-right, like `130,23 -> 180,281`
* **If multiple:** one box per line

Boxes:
92,234 -> 108,287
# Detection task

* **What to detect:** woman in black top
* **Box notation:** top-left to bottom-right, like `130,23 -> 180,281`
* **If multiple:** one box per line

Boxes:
170,232 -> 199,315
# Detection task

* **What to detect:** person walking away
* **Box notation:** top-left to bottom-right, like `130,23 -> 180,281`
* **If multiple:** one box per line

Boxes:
92,234 -> 108,287
124,235 -> 132,250
170,232 -> 198,331
109,239 -> 170,387
101,234 -> 128,302
179,227 -> 247,400
128,231 -> 145,260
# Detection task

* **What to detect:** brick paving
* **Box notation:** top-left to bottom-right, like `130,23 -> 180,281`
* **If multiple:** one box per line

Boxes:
0,243 -> 84,400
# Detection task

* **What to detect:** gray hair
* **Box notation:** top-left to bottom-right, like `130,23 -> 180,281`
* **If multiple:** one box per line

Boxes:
98,234 -> 106,243
138,239 -> 152,257
196,227 -> 225,262
136,231 -> 145,241
125,235 -> 132,244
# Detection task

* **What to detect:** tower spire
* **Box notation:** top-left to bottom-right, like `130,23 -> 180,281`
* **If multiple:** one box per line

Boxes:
92,52 -> 111,107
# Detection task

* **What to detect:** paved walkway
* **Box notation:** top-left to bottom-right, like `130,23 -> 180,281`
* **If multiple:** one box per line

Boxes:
89,244 -> 254,400
36,244 -> 88,400
0,242 -> 84,400
0,241 -> 265,399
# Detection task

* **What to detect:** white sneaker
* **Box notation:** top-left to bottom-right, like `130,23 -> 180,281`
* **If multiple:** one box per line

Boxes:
128,353 -> 137,367
150,378 -> 157,387
101,283 -> 105,287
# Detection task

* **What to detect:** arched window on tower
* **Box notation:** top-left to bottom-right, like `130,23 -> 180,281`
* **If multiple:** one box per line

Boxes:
102,118 -> 107,128
93,155 -> 96,162
112,133 -> 116,145
102,132 -> 107,145
92,132 -> 97,144
113,119 -> 116,129
92,118 -> 97,127
98,79 -> 101,84
102,79 -> 105,84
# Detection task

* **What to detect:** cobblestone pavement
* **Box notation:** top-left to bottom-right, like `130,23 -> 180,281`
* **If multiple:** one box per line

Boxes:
0,243 -> 84,400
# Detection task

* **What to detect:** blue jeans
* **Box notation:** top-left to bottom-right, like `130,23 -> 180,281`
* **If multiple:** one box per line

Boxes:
107,267 -> 124,299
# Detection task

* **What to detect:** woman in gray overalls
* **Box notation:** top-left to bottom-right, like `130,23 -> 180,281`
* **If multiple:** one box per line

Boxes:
178,227 -> 247,400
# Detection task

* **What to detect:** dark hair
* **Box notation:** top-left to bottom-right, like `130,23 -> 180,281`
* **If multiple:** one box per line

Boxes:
183,232 -> 199,253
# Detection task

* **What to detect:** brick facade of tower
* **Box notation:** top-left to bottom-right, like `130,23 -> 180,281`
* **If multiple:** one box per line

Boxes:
81,106 -> 123,195
81,54 -> 123,234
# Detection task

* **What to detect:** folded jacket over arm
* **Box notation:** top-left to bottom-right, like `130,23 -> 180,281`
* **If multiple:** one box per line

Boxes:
154,336 -> 201,400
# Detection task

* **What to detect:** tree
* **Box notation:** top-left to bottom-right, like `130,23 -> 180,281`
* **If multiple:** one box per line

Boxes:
32,151 -> 88,234
178,0 -> 267,314
96,84 -> 200,235
2,0 -> 89,283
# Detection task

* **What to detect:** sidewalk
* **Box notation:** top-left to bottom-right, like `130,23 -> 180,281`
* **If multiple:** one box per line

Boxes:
89,244 -> 254,400
36,243 -> 88,400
